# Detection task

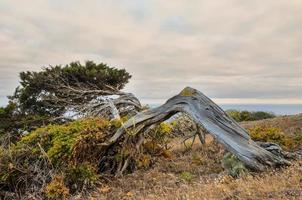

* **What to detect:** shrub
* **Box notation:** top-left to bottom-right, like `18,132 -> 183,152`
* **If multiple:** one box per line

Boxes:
222,153 -> 248,178
249,126 -> 284,142
226,109 -> 276,122
0,118 -> 112,199
180,171 -> 194,182
294,133 -> 302,144
1,117 -> 178,198
153,122 -> 173,142
0,145 -> 44,192
157,122 -> 173,135
19,118 -> 109,165
44,175 -> 69,200
247,126 -> 295,150
143,122 -> 173,155
65,163 -> 99,191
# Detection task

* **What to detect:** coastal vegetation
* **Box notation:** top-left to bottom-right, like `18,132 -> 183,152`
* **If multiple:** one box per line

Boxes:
0,62 -> 301,199
226,109 -> 276,122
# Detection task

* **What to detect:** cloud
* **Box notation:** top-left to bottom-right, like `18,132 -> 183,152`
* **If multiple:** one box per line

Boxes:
0,0 -> 302,106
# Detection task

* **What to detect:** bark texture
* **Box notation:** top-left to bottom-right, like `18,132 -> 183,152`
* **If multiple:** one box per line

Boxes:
107,87 -> 289,171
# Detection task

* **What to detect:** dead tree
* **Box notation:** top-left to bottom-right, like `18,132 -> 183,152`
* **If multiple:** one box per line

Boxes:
103,87 -> 290,172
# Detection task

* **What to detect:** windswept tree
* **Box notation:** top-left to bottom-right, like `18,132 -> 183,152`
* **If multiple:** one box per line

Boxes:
3,62 -> 291,179
11,61 -> 141,120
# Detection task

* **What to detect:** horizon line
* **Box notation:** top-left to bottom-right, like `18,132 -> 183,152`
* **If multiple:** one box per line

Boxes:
141,98 -> 302,105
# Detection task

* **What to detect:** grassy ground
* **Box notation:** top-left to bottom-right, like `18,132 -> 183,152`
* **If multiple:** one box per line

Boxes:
88,114 -> 302,200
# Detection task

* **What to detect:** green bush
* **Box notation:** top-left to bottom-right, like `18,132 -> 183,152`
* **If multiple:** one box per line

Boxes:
226,109 -> 276,122
65,163 -> 99,191
143,122 -> 173,155
19,118 -> 109,165
153,122 -> 173,141
247,126 -> 295,150
222,153 -> 248,178
0,118 -> 112,199
180,171 -> 194,182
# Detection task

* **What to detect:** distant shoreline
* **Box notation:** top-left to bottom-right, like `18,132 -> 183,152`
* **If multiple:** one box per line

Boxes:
148,104 -> 302,115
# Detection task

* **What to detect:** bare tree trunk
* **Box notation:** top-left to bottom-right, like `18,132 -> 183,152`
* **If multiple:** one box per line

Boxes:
106,87 -> 289,171
108,100 -> 120,120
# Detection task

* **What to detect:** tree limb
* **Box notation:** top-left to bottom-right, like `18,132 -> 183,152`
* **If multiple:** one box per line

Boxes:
107,87 -> 290,171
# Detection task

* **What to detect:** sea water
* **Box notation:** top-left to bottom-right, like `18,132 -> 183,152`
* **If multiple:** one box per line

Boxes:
149,104 -> 302,115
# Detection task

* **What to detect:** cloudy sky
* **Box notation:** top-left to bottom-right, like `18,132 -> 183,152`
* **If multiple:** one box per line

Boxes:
0,0 -> 301,106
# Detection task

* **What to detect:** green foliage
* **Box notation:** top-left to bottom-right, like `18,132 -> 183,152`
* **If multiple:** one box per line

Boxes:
226,109 -> 276,122
0,118 -> 113,198
0,102 -> 16,136
19,118 -> 109,165
65,163 -> 99,190
222,153 -> 248,178
11,61 -> 131,116
110,116 -> 129,128
294,133 -> 302,144
154,122 -> 173,139
179,171 -> 194,182
143,122 -> 173,154
1,117 -> 177,198
1,61 -> 131,141
248,126 -> 284,143
247,126 -> 300,150
0,101 -> 58,143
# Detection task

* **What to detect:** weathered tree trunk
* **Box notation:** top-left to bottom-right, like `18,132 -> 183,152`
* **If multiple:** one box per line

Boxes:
80,92 -> 142,119
107,87 -> 289,171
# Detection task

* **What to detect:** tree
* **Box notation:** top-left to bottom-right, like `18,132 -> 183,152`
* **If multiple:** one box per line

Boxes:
100,87 -> 289,175
11,61 -> 141,119
0,102 -> 17,135
4,61 -> 290,174
0,101 -> 50,143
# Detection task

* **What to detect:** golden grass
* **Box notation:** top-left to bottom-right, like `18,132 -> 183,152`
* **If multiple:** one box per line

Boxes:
92,153 -> 302,200
89,114 -> 302,200
90,142 -> 302,200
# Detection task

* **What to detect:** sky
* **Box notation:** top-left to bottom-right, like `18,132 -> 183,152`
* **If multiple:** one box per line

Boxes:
0,0 -> 302,106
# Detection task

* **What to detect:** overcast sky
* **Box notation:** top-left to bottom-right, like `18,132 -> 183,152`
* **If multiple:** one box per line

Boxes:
0,0 -> 301,106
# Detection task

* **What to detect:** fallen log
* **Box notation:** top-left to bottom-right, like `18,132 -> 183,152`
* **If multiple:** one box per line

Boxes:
107,87 -> 289,171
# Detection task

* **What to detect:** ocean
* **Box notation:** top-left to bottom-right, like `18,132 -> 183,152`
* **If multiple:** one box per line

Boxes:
148,104 -> 302,115
220,104 -> 302,115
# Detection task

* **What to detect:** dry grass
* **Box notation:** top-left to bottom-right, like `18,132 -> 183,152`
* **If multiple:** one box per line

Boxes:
90,139 -> 302,200
88,114 -> 302,200
153,160 -> 302,200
